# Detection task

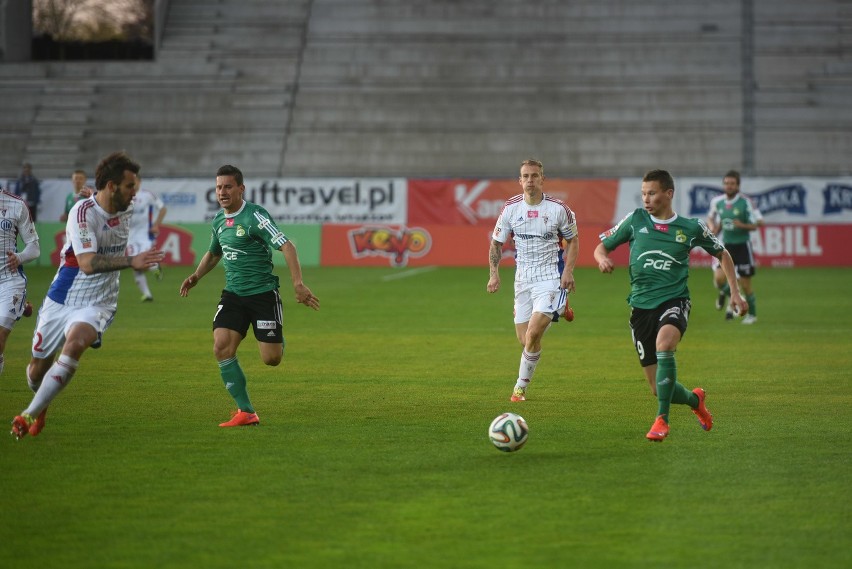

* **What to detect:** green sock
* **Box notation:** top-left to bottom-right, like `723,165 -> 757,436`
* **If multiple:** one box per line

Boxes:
720,283 -> 730,295
671,384 -> 698,407
746,293 -> 756,316
218,357 -> 254,413
655,351 -> 678,421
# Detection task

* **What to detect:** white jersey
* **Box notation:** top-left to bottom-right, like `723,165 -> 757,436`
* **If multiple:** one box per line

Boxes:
0,190 -> 38,286
492,193 -> 578,283
127,189 -> 164,250
47,197 -> 132,308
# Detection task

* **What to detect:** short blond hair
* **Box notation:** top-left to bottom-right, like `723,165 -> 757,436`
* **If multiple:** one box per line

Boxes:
520,158 -> 544,176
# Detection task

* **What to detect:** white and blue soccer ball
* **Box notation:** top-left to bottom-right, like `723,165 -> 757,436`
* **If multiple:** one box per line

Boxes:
488,412 -> 528,452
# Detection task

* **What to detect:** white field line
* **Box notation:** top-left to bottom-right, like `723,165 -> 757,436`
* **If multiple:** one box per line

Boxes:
380,266 -> 438,281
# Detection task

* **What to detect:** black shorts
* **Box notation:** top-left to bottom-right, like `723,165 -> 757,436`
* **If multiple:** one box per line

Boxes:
213,289 -> 283,344
629,298 -> 691,367
726,241 -> 757,277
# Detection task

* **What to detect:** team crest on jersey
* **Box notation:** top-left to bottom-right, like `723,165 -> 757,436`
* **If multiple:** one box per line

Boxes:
236,225 -> 246,237
675,230 -> 686,243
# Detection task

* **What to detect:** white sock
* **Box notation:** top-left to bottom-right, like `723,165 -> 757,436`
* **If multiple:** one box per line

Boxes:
24,355 -> 79,417
134,271 -> 151,297
515,349 -> 541,389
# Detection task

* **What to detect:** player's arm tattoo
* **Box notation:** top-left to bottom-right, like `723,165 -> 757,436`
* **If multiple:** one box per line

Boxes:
489,240 -> 502,273
89,254 -> 133,273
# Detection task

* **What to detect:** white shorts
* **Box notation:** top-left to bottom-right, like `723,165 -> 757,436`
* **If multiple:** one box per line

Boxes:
0,281 -> 29,330
513,279 -> 567,324
32,297 -> 116,359
126,238 -> 154,257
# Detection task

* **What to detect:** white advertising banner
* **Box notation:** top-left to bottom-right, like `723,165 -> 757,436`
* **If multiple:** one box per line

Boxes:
614,177 -> 852,225
31,177 -> 408,224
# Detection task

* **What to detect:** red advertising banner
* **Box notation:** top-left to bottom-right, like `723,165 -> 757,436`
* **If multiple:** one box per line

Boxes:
691,224 -> 852,267
408,179 -> 619,227
321,224 -> 615,268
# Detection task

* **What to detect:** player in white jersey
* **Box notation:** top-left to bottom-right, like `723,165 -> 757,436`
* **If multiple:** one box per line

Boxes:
126,179 -> 167,301
0,190 -> 40,376
10,152 -> 164,440
487,159 -> 579,402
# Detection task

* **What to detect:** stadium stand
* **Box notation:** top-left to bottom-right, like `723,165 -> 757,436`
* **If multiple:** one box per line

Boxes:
0,0 -> 849,179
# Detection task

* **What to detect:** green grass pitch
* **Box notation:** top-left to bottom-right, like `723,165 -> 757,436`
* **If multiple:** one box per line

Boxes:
1,264 -> 850,568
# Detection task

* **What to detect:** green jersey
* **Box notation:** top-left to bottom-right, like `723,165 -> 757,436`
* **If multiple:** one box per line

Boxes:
208,201 -> 289,296
64,192 -> 85,216
708,193 -> 763,245
600,208 -> 725,309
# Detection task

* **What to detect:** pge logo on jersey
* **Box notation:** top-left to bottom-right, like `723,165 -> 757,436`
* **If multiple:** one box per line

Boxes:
348,226 -> 431,267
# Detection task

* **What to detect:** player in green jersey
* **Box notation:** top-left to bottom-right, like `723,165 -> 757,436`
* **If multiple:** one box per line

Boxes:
180,165 -> 320,427
60,169 -> 93,222
594,169 -> 747,442
707,170 -> 763,324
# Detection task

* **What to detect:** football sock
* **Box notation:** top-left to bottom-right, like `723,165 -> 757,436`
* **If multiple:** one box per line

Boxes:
516,349 -> 541,388
24,354 -> 78,417
218,357 -> 254,414
746,293 -> 756,316
134,270 -> 152,297
671,383 -> 698,407
655,351 -> 677,422
720,283 -> 730,296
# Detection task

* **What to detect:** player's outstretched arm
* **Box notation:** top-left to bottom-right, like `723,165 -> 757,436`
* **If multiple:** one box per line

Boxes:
594,242 -> 615,274
78,249 -> 164,275
6,239 -> 40,271
718,249 -> 748,315
561,236 -> 579,293
487,239 -> 502,293
280,241 -> 319,310
180,252 -> 221,297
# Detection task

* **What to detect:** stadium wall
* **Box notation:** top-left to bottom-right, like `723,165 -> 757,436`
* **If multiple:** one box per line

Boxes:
27,176 -> 852,268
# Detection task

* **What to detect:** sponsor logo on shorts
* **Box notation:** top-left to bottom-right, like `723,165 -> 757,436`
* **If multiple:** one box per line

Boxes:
256,320 -> 276,330
660,307 -> 681,321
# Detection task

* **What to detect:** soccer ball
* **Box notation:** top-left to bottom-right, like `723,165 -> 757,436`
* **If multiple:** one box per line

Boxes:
488,412 -> 528,452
